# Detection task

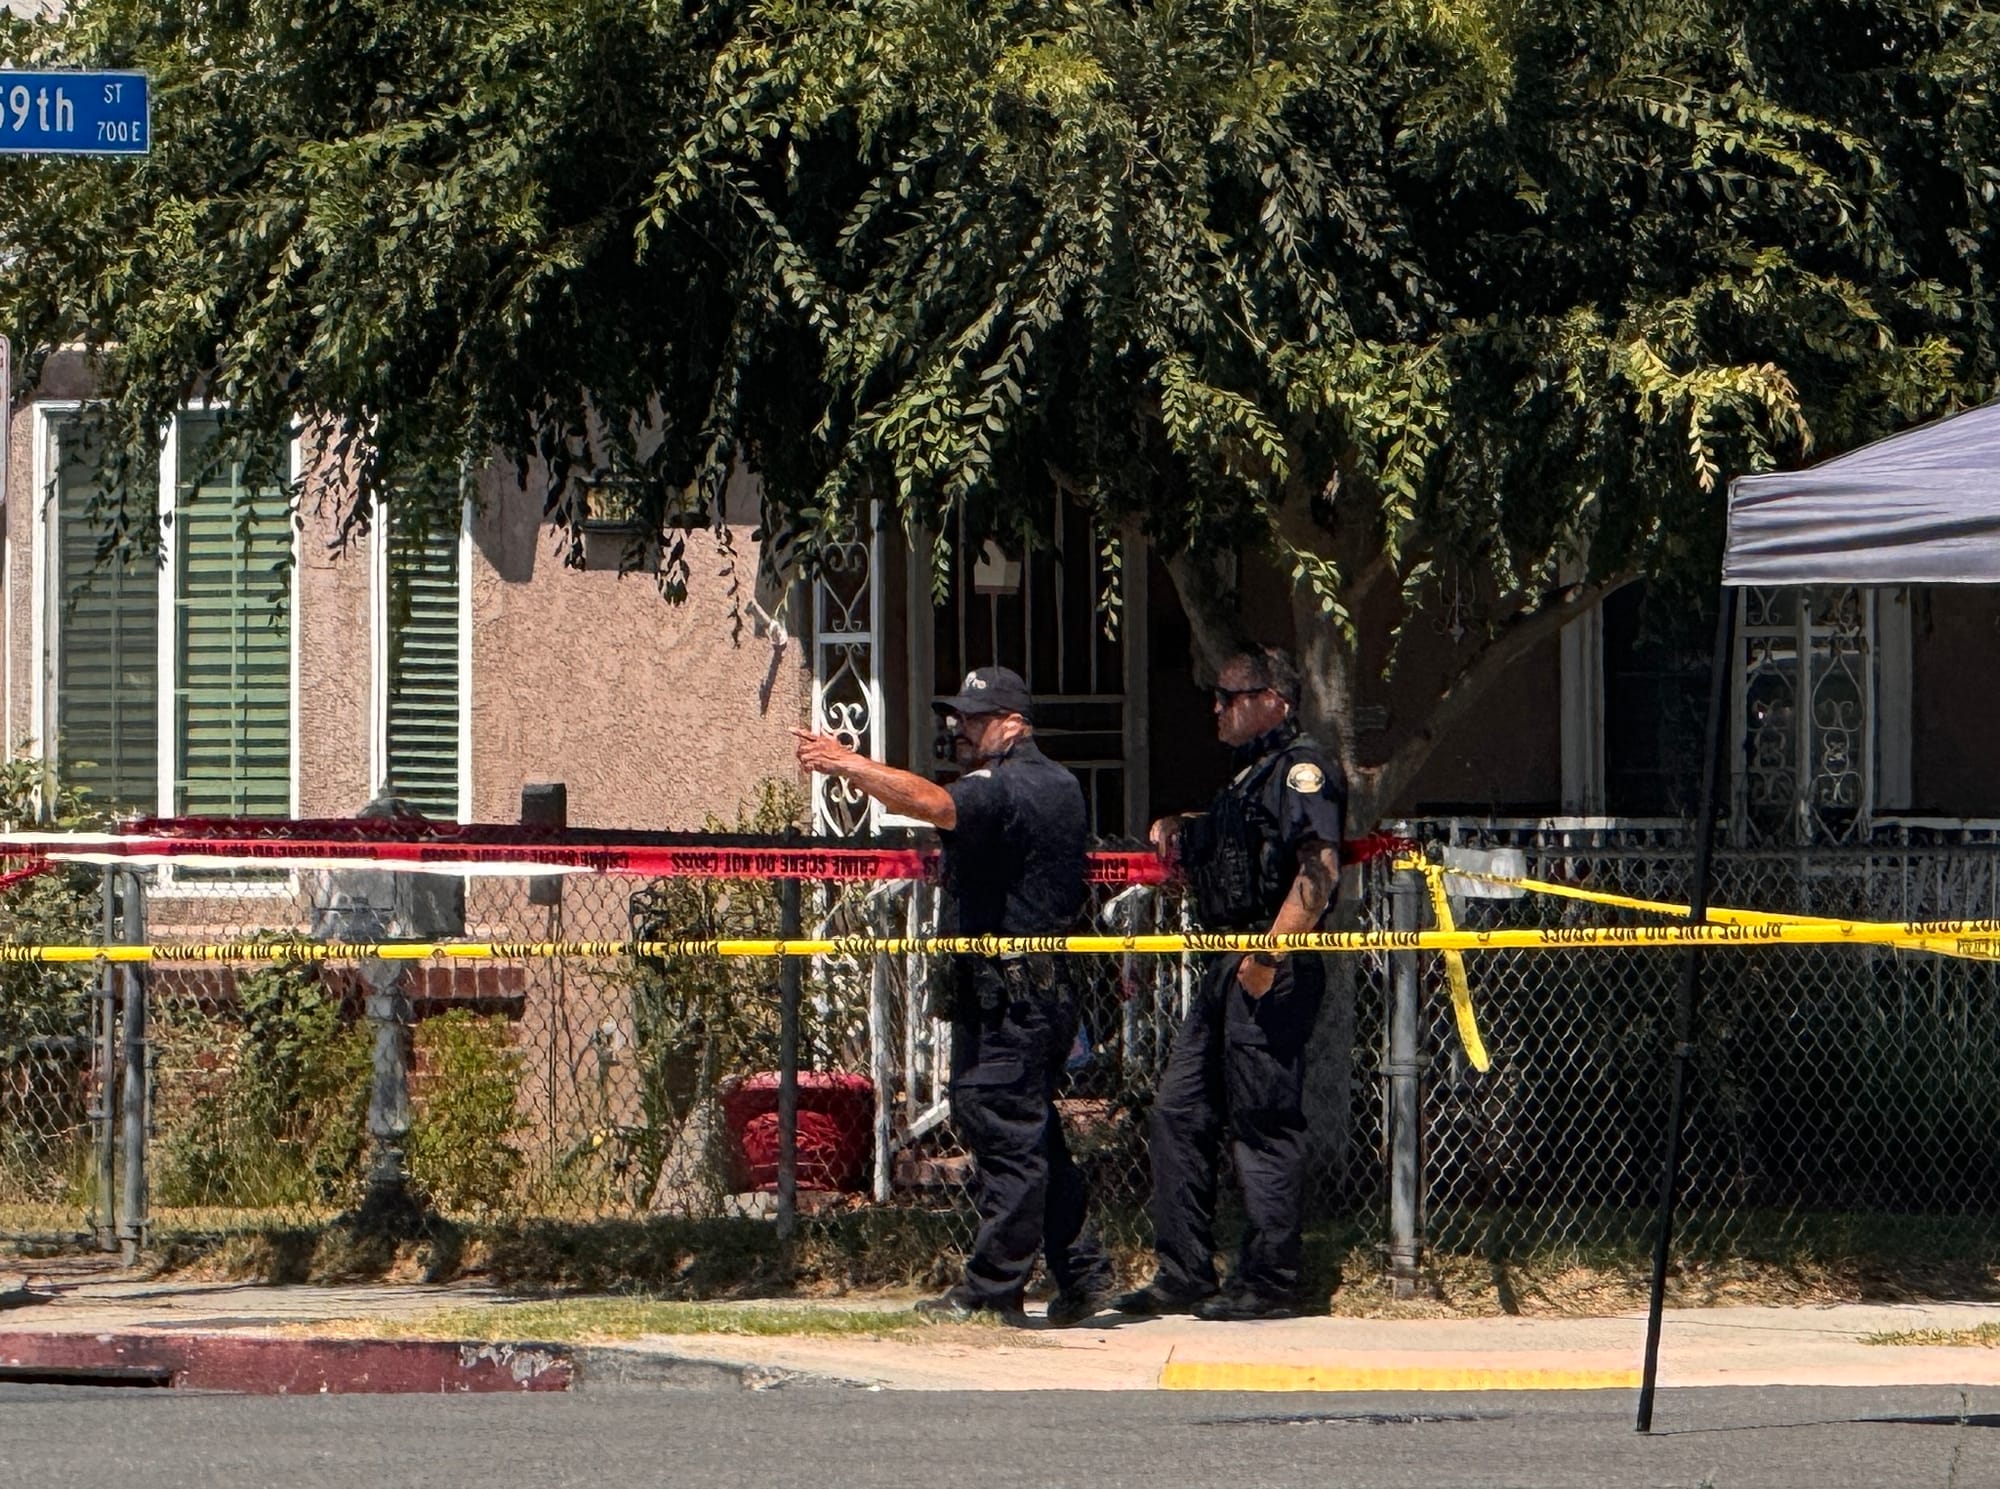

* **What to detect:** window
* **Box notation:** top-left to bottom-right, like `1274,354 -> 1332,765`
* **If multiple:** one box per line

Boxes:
169,414 -> 293,816
373,503 -> 467,820
1588,581 -> 1912,842
50,425 -> 158,813
1732,585 -> 1875,845
1599,584 -> 1715,818
41,409 -> 294,817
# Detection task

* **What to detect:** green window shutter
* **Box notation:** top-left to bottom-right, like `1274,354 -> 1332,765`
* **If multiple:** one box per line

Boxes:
384,513 -> 462,819
172,414 -> 292,817
53,423 -> 159,813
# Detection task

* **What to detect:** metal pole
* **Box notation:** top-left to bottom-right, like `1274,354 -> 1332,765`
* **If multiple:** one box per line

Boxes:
904,880 -> 926,1123
776,876 -> 802,1242
93,866 -> 117,1252
870,944 -> 893,1205
1636,588 -> 1736,1433
359,957 -> 417,1231
116,871 -> 148,1264
522,784 -> 567,1152
1386,866 -> 1424,1298
868,883 -> 898,1204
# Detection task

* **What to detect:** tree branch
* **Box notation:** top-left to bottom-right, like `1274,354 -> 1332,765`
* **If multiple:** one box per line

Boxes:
1368,573 -> 1638,818
1163,549 -> 1247,680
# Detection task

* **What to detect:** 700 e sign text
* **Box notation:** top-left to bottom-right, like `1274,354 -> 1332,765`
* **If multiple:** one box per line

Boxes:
0,71 -> 149,155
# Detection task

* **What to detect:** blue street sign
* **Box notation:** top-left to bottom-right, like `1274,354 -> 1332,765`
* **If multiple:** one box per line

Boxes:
0,71 -> 149,155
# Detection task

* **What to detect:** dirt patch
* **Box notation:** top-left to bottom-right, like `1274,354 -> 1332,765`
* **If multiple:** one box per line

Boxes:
49,1210 -> 2000,1320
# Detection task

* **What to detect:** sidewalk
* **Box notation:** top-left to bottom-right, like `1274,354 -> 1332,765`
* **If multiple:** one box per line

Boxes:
8,1260 -> 2000,1393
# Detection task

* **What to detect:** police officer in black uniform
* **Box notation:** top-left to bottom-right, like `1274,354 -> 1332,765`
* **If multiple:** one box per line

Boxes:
794,666 -> 1114,1326
1112,646 -> 1345,1321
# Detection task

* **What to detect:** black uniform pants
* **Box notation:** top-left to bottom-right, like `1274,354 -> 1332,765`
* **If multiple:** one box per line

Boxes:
949,974 -> 1111,1307
1148,951 -> 1326,1300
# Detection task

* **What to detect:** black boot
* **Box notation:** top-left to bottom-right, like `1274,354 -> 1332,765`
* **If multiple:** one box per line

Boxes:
914,1285 -> 1028,1327
1045,1277 -> 1119,1327
1107,1278 -> 1213,1316
1194,1288 -> 1304,1322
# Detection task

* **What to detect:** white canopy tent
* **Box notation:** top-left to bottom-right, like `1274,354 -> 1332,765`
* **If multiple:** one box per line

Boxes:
1724,398 -> 2000,586
1641,397 -> 2000,1431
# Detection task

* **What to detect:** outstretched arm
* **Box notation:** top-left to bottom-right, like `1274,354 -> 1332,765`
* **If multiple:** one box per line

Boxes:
793,729 -> 957,829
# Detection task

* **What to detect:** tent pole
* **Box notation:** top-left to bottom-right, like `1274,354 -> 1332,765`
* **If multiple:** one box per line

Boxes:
1636,586 -> 1736,1434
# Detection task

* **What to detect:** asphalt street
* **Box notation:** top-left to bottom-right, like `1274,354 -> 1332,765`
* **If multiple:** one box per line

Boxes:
2,1384 -> 1995,1488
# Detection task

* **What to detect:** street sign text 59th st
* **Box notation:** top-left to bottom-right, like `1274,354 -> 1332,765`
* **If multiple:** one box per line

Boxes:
0,71 -> 148,155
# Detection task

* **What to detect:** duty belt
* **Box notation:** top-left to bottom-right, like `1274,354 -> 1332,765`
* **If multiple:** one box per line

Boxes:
996,949 -> 1060,987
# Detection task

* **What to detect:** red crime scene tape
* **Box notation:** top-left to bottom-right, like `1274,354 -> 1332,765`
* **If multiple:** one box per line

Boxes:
7,820 -> 1413,884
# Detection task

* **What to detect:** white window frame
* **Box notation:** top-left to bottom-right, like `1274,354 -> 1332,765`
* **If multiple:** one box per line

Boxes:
1557,582 -> 1606,814
1559,582 -> 1915,835
368,485 -> 474,823
28,400 -> 77,775
33,402 -> 301,895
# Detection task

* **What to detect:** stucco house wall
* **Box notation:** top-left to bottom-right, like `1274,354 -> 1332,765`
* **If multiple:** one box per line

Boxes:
3,370 -> 809,832
463,464 -> 808,830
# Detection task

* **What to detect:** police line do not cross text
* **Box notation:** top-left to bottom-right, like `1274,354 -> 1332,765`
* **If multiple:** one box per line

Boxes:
0,71 -> 149,155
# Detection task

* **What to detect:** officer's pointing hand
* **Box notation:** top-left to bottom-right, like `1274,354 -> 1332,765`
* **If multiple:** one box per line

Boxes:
793,728 -> 859,775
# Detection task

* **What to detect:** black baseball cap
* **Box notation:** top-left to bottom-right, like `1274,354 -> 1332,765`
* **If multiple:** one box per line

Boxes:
933,665 -> 1035,721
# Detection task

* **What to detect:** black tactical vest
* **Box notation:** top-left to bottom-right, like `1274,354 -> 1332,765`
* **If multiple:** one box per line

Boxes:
1182,747 -> 1293,930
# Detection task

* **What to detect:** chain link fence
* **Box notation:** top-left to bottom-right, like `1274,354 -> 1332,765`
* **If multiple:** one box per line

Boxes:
0,858 -> 109,1247
1389,821 -> 2000,1277
7,818 -> 2000,1297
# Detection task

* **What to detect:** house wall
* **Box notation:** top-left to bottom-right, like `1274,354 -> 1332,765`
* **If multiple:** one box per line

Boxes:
4,371 -> 809,832
5,392 -> 33,757
1909,587 -> 2000,817
292,474 -> 374,818
462,464 -> 808,830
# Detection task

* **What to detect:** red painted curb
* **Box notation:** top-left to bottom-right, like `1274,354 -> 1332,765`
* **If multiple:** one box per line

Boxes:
0,1332 -> 573,1394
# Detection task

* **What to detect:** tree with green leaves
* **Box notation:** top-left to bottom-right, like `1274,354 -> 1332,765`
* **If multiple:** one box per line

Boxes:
5,0 -> 1996,819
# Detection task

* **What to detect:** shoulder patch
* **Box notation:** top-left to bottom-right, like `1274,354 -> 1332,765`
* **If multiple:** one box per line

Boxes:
1285,761 -> 1325,794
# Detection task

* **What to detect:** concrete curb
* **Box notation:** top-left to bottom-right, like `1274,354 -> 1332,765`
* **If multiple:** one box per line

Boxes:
0,1330 -> 874,1395
572,1345 -> 869,1392
0,1330 -> 572,1394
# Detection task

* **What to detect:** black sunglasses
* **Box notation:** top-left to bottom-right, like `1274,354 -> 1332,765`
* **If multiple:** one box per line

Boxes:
1212,685 -> 1271,707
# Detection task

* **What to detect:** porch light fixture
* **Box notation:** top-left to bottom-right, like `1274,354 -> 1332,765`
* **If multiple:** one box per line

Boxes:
972,539 -> 1021,595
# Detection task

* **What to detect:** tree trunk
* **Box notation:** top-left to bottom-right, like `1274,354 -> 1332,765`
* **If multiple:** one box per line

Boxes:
1162,549 -> 1246,679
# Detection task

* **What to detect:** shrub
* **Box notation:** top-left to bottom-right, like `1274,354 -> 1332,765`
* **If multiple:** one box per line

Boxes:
0,757 -> 108,1204
154,959 -> 370,1210
409,1010 -> 525,1214
606,779 -> 818,1211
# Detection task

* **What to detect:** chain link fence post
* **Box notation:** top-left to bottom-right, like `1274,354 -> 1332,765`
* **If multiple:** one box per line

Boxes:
360,956 -> 416,1227
776,875 -> 802,1243
91,865 -> 118,1252
1386,862 -> 1425,1298
116,869 -> 149,1264
868,886 -> 898,1205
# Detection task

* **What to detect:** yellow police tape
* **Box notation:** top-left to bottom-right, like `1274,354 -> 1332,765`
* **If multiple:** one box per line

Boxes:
1417,864 -> 1491,1073
1379,855 -> 2000,1072
11,920 -> 2000,963
1416,860 -> 1992,961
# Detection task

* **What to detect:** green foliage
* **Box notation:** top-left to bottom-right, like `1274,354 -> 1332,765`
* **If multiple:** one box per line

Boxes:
155,961 -> 370,1210
596,779 -> 809,1210
408,1010 -> 525,1215
3,0 -> 1997,774
0,758 -> 108,1200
